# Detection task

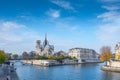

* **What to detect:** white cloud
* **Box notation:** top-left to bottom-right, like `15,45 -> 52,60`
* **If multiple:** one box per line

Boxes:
1,21 -> 25,31
2,21 -> 25,29
70,26 -> 78,31
0,21 -> 25,42
100,0 -> 120,3
54,21 -> 81,33
98,4 -> 120,22
96,4 -> 120,52
102,5 -> 120,11
0,21 -> 41,54
97,24 -> 120,41
97,11 -> 119,22
51,0 -> 75,11
96,23 -> 120,52
47,9 -> 60,18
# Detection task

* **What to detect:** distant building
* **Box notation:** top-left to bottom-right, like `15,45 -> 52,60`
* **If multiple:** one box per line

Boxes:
36,40 -> 41,55
29,51 -> 36,59
68,48 -> 99,62
22,51 -> 29,60
54,50 -> 66,57
35,34 -> 54,56
115,42 -> 120,60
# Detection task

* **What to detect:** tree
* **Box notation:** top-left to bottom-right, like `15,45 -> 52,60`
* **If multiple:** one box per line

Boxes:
58,54 -> 65,59
13,54 -> 18,59
6,53 -> 12,60
99,46 -> 113,65
47,56 -> 56,60
47,56 -> 53,60
117,54 -> 120,60
64,56 -> 72,59
0,50 -> 6,64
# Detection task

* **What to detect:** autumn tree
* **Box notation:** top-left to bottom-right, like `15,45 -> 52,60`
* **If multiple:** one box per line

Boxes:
99,46 -> 113,65
117,54 -> 120,60
0,50 -> 6,64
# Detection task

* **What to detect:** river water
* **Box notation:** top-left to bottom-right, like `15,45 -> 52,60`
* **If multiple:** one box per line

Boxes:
15,62 -> 120,80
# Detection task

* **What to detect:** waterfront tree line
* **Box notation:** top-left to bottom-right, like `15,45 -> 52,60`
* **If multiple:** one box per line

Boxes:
22,51 -> 75,60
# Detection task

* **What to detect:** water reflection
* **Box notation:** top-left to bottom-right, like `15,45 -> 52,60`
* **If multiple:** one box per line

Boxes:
15,62 -> 120,80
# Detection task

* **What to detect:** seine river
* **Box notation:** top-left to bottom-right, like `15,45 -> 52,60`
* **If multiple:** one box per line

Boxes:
15,62 -> 120,80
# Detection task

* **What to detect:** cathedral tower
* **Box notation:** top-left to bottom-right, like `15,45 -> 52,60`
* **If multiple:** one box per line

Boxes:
115,42 -> 120,60
36,40 -> 41,55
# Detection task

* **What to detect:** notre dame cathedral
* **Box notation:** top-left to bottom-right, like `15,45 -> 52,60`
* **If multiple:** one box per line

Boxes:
35,34 -> 54,56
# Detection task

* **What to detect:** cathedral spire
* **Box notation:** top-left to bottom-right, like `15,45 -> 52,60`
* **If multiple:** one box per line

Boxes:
45,33 -> 47,41
43,33 -> 49,46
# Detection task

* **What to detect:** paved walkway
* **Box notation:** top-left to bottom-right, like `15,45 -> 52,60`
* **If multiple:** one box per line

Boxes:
10,66 -> 19,80
0,68 -> 6,80
0,65 -> 8,80
0,64 -> 19,80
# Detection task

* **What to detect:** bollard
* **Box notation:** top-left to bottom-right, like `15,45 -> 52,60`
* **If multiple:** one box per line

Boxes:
7,75 -> 10,80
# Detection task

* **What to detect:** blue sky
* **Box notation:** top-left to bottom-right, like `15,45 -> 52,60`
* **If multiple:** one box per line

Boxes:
0,0 -> 120,54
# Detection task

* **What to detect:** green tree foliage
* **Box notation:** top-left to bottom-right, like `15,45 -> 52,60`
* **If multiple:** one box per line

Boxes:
13,54 -> 18,59
34,55 -> 48,60
47,56 -> 56,60
0,50 -> 6,64
64,56 -> 73,59
58,54 -> 65,59
34,54 -> 73,60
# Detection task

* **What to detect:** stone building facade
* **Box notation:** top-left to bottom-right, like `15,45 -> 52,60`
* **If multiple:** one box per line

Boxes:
35,35 -> 54,56
115,42 -> 120,60
68,48 -> 99,62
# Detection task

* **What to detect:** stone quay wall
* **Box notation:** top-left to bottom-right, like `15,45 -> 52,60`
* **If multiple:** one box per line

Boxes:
102,66 -> 120,72
22,59 -> 102,67
22,60 -> 60,66
21,59 -> 79,66
107,61 -> 120,68
101,61 -> 120,72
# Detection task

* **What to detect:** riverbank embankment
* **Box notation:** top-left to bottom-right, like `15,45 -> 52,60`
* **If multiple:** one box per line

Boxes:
22,59 -> 102,66
101,61 -> 120,72
101,66 -> 120,72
